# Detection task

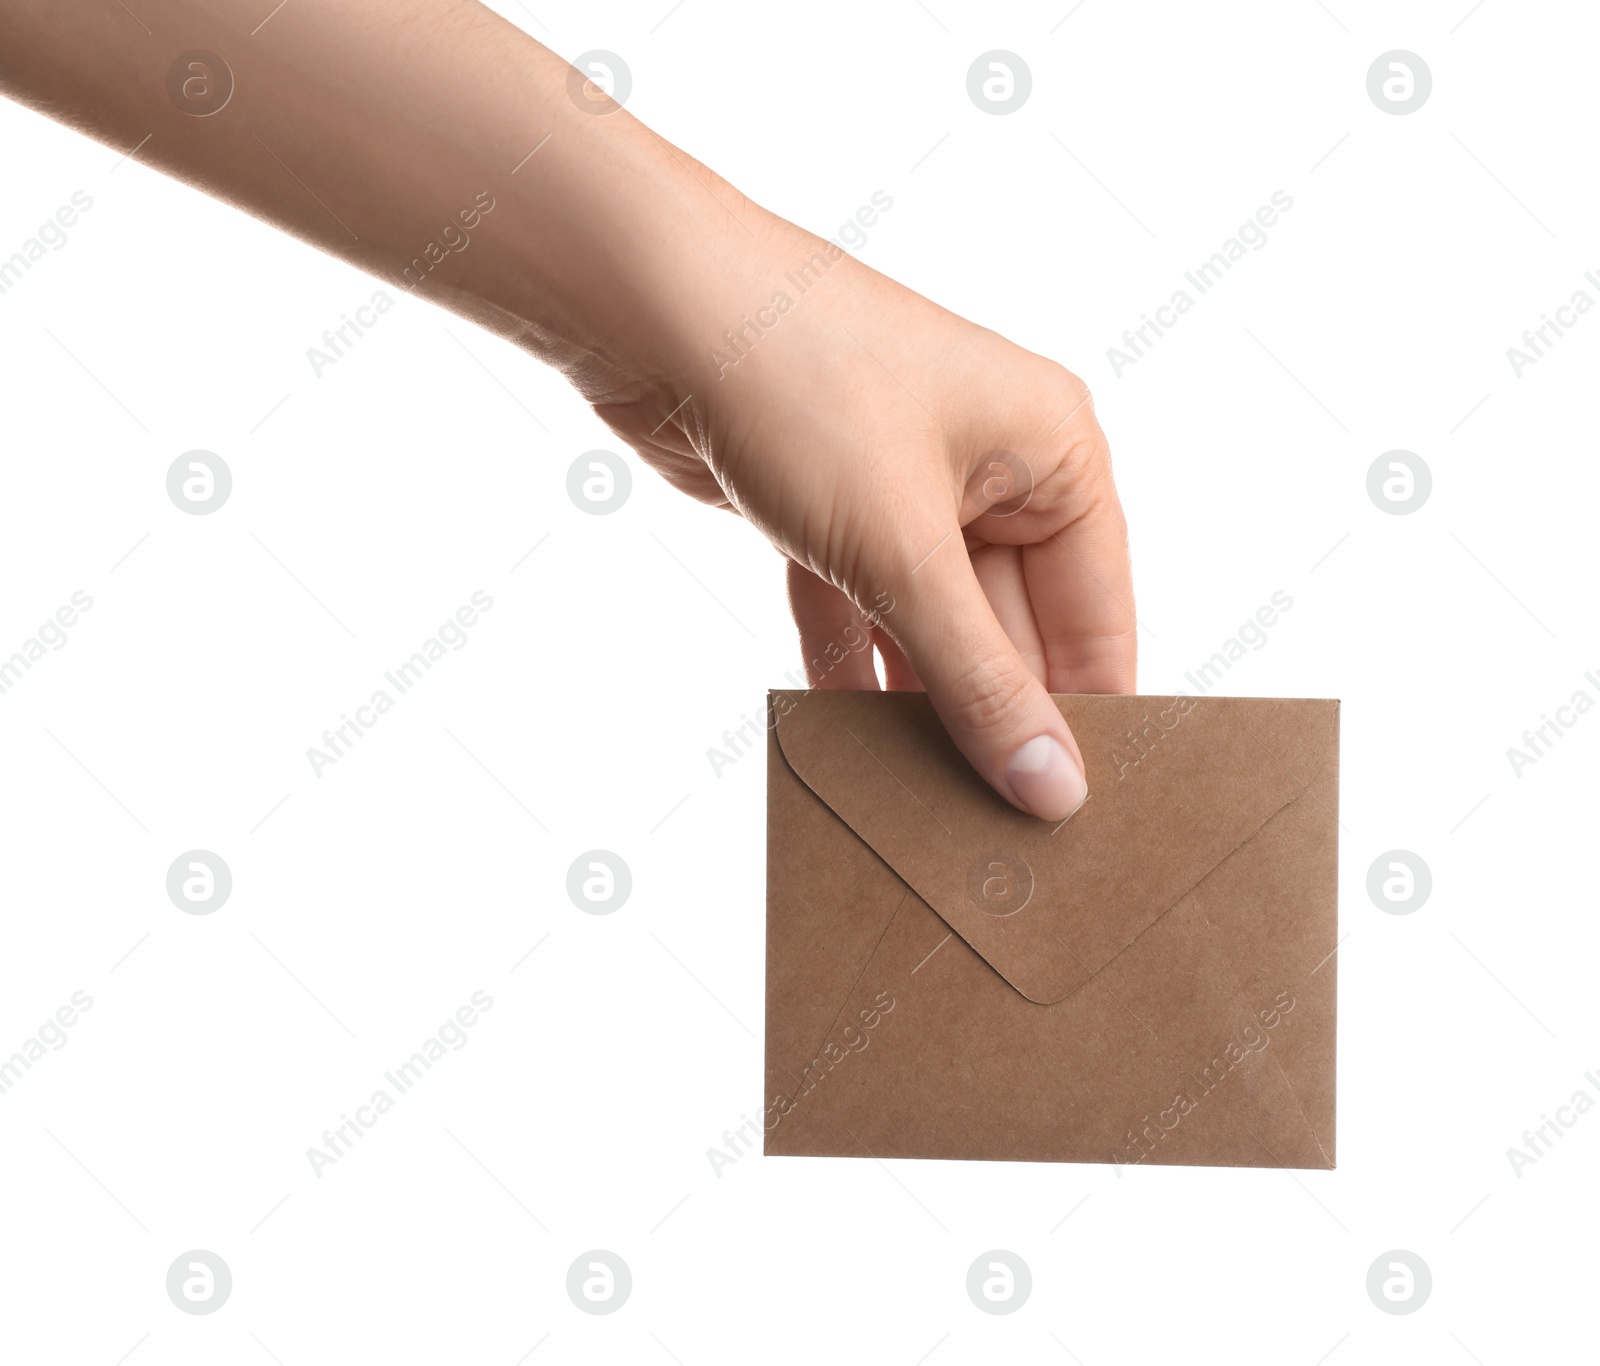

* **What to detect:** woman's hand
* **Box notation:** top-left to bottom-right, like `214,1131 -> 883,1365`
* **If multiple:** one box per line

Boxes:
587,208 -> 1136,821
0,0 -> 1135,818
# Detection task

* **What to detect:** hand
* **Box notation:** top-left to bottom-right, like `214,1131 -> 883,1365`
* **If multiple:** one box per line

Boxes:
587,211 -> 1136,821
0,0 -> 1134,818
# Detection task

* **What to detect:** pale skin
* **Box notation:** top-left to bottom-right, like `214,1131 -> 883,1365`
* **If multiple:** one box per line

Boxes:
1,0 -> 1136,820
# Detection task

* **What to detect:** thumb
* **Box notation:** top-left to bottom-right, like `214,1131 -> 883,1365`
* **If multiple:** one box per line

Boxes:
884,533 -> 1089,822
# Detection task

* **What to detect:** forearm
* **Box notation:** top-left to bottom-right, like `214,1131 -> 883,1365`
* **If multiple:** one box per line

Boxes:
0,0 -> 763,397
2,2 -> 1135,822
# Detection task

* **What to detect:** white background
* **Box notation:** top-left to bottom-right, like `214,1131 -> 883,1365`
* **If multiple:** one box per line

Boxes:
1,0 -> 1596,1361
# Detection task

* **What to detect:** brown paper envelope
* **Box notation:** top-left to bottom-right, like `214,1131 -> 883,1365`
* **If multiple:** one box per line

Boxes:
764,690 -> 1339,1169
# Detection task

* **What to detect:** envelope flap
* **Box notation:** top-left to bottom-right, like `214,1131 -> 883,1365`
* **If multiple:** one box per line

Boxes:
771,690 -> 1338,1004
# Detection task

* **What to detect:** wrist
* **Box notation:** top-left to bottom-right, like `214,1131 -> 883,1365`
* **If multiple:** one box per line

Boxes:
458,89 -> 783,405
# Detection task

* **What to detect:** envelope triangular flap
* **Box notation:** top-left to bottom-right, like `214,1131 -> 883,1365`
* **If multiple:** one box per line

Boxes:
771,690 -> 1337,1005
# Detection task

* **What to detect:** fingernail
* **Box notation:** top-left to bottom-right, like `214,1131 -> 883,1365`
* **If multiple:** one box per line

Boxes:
1004,735 -> 1089,822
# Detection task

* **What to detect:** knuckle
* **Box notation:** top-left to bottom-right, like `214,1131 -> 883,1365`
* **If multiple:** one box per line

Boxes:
1054,364 -> 1095,416
1015,363 -> 1113,493
1060,410 -> 1112,484
945,652 -> 1036,738
1041,361 -> 1095,422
